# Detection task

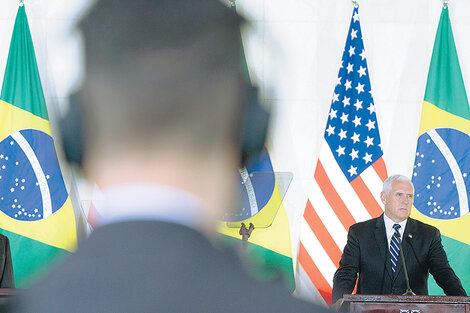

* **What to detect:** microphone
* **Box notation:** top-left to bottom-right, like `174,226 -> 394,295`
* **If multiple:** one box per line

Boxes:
394,232 -> 416,295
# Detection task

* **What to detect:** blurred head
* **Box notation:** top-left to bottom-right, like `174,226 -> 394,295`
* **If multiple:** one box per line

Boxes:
76,0 -> 246,172
380,175 -> 414,223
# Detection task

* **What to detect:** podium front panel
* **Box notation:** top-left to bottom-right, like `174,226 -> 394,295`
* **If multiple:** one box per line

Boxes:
343,294 -> 470,313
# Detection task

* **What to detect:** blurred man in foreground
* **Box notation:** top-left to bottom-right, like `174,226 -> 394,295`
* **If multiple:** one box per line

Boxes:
8,0 -> 331,312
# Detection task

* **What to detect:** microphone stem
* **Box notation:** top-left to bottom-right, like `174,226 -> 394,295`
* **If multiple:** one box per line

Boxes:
396,233 -> 416,295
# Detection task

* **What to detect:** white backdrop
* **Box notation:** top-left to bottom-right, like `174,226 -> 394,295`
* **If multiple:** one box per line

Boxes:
0,0 -> 469,300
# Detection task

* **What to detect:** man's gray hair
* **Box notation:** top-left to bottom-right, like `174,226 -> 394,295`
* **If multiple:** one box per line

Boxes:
382,174 -> 413,194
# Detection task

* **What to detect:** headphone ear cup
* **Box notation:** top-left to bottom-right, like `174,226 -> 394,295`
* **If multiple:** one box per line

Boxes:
60,93 -> 84,167
62,87 -> 268,168
240,85 -> 270,166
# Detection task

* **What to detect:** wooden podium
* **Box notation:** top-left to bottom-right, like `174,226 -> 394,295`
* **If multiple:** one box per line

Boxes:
342,294 -> 470,313
0,288 -> 18,307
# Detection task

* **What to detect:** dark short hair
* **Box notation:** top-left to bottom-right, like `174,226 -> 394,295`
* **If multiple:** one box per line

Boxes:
77,0 -> 246,154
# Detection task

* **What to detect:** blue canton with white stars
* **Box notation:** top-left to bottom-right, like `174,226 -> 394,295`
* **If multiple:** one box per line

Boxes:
324,6 -> 383,182
412,128 -> 470,220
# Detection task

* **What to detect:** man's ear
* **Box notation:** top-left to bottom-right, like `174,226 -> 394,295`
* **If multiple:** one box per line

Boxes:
380,191 -> 386,205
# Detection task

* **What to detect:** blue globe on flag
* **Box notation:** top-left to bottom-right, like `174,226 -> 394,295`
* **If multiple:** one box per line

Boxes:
412,128 -> 470,220
221,147 -> 275,222
0,129 -> 68,221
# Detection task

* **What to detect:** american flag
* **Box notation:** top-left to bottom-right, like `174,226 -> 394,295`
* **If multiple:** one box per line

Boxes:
297,6 -> 388,305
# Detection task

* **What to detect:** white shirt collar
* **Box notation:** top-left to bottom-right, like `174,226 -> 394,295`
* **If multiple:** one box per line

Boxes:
383,213 -> 407,247
95,184 -> 207,230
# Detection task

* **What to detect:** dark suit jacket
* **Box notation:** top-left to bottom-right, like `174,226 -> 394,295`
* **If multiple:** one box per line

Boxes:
9,221 -> 331,312
332,214 -> 466,303
0,234 -> 14,288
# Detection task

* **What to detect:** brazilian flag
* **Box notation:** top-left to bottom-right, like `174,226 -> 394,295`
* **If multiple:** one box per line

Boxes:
217,20 -> 295,290
217,148 -> 296,291
0,4 -> 77,287
411,6 -> 470,294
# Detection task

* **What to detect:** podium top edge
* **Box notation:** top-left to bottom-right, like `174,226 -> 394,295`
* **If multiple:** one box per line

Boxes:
343,294 -> 470,304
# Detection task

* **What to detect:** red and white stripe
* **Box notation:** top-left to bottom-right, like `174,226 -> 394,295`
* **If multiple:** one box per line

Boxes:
297,140 -> 387,305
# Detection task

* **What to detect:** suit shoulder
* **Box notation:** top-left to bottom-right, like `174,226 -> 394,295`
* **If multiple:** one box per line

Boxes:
409,217 -> 440,234
350,216 -> 379,230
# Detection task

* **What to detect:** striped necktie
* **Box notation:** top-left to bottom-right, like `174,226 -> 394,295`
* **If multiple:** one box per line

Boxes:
390,223 -> 401,275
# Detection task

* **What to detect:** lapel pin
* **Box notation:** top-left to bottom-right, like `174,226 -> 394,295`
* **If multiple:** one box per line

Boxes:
408,234 -> 413,239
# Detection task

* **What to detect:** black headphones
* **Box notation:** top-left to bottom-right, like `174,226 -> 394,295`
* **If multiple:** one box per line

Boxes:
60,83 -> 270,168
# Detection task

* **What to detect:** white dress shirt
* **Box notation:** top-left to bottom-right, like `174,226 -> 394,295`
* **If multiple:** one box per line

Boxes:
96,184 -> 207,230
383,213 -> 407,249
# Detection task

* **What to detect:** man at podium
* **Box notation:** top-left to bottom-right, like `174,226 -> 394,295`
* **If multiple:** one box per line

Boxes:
332,175 -> 466,304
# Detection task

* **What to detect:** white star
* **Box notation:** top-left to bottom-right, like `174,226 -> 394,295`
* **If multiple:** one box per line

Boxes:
367,103 -> 376,114
352,116 -> 362,127
336,77 -> 342,86
10,188 -> 14,192
359,49 -> 366,61
351,132 -> 360,143
353,99 -> 363,110
345,80 -> 352,90
336,145 -> 346,157
353,12 -> 360,23
348,46 -> 355,57
347,63 -> 354,74
349,148 -> 359,160
329,109 -> 338,119
365,119 -> 376,131
357,66 -> 367,77
364,136 -> 374,147
363,152 -> 373,164
338,129 -> 347,140
355,82 -> 365,94
46,175 -> 50,179
342,96 -> 350,106
332,93 -> 339,103
351,29 -> 358,40
0,155 -> 3,159
340,113 -> 349,124
348,165 -> 358,176
326,125 -> 335,136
